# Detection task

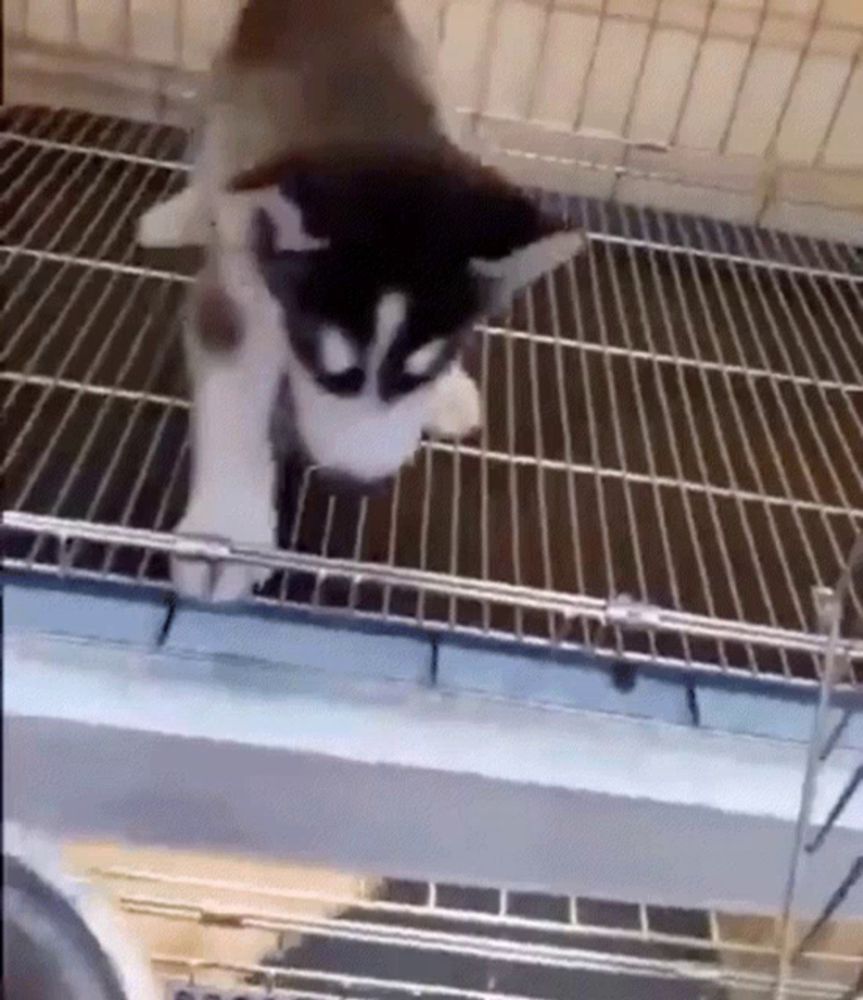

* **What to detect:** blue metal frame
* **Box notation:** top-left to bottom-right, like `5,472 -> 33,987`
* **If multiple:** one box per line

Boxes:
4,570 -> 862,751
5,570 -> 863,914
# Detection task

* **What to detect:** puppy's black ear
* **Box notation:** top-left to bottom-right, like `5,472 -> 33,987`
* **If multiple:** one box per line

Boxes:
471,226 -> 587,312
233,146 -> 586,308
452,162 -> 587,311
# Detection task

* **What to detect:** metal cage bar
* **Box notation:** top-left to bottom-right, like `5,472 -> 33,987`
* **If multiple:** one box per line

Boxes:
2,105 -> 862,685
78,864 -> 863,999
6,0 -> 863,234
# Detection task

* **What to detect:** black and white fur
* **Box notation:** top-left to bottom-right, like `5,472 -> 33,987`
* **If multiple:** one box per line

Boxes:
138,0 -> 586,601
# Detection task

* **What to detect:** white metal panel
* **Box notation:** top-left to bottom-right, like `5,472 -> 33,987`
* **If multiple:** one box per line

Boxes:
627,28 -> 702,146
75,0 -> 127,53
821,58 -> 863,168
529,8 -> 600,127
484,0 -> 548,121
128,0 -> 179,66
6,0 -> 863,231
24,0 -> 75,45
676,36 -> 753,151
776,51 -> 861,164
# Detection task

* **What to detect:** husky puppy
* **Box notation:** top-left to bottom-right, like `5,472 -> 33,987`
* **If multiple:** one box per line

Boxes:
138,0 -> 585,600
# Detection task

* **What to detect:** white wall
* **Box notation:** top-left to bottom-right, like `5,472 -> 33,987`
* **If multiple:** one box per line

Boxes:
9,0 -> 863,232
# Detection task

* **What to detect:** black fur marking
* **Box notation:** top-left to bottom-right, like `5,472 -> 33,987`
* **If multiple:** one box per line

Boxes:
250,153 -> 558,400
265,151 -> 559,261
318,366 -> 366,397
253,208 -> 477,399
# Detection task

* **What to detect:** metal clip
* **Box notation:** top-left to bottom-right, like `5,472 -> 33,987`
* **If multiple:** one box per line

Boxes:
605,594 -> 663,631
813,585 -> 840,634
57,532 -> 72,575
172,533 -> 232,561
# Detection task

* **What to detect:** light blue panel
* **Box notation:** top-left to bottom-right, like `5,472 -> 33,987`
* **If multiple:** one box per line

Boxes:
840,710 -> 863,751
166,606 -> 433,683
3,582 -> 166,647
696,684 -> 863,749
436,640 -> 693,725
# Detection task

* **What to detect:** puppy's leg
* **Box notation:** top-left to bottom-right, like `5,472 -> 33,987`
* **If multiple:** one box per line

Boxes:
424,361 -> 482,439
172,284 -> 283,602
137,115 -> 219,248
137,186 -> 205,248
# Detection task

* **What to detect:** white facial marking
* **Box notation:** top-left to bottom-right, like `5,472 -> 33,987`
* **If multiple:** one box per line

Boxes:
373,292 -> 408,365
288,362 -> 435,483
320,326 -> 358,375
282,291 -> 427,482
405,338 -> 446,377
280,293 -> 436,483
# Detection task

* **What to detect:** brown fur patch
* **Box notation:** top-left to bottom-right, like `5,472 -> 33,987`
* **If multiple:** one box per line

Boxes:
193,279 -> 243,353
214,0 -> 439,173
226,0 -> 402,67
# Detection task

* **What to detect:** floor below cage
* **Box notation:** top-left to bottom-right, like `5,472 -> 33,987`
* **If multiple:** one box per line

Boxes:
59,839 -> 863,1000
2,105 -> 862,686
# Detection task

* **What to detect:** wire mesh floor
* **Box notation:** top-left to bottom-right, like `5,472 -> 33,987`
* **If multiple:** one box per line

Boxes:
3,106 -> 862,686
83,862 -> 863,1000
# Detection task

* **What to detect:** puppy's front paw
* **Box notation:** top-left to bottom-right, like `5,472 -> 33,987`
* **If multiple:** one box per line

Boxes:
425,366 -> 482,439
171,496 -> 276,603
137,188 -> 201,248
171,555 -> 273,604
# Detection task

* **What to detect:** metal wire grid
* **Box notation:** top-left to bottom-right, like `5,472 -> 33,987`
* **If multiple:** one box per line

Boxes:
83,866 -> 863,1000
2,105 -> 862,685
775,537 -> 863,1000
469,0 -> 862,207
7,0 -> 863,215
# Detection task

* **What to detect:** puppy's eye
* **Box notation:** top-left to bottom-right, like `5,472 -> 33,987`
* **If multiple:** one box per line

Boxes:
320,327 -> 358,375
404,338 -> 446,378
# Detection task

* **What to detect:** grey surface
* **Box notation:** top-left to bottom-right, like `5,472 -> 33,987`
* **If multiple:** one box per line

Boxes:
6,715 -> 862,917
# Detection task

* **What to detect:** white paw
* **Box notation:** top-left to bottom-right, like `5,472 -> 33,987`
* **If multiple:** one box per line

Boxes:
137,188 -> 202,248
171,495 -> 276,602
425,366 -> 482,439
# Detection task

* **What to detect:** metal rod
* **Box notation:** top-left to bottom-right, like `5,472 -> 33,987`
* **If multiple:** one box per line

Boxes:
5,511 -> 863,663
793,856 -> 863,962
775,535 -> 863,996
806,765 -> 863,855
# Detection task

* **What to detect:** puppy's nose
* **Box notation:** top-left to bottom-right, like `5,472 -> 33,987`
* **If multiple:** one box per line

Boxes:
316,469 -> 395,498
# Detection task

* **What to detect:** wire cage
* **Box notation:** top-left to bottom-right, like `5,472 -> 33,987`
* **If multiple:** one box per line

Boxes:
3,3 -> 863,997
771,536 -> 863,997
6,0 -> 863,237
55,841 -> 863,999
4,0 -> 862,688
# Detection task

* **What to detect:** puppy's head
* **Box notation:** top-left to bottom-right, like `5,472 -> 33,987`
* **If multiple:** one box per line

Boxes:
233,149 -> 586,486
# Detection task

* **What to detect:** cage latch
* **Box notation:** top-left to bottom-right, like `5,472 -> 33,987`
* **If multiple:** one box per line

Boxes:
172,534 -> 235,561
605,594 -> 663,631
